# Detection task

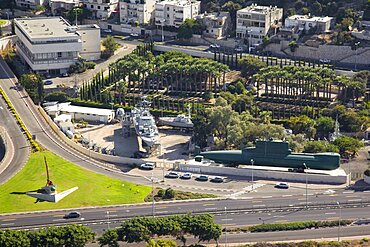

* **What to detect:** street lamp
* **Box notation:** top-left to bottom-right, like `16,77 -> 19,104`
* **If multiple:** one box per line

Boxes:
160,19 -> 165,42
354,41 -> 360,71
303,163 -> 309,209
348,155 -> 352,187
224,207 -> 228,247
106,211 -> 110,229
151,172 -> 155,217
258,217 -> 265,224
337,201 -> 341,241
251,159 -> 254,192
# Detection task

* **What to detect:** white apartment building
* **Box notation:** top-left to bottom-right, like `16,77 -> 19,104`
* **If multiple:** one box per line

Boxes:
119,0 -> 157,26
80,0 -> 119,19
155,0 -> 200,28
236,4 -> 283,46
196,12 -> 231,39
50,0 -> 80,15
15,0 -> 47,9
78,24 -> 101,61
285,15 -> 334,33
14,17 -> 100,75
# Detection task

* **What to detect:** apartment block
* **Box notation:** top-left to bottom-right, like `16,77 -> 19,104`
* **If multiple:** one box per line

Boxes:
236,4 -> 283,46
15,0 -> 47,9
196,12 -> 231,39
285,15 -> 334,33
120,0 -> 157,26
14,17 -> 100,75
50,0 -> 80,15
155,0 -> 200,28
80,0 -> 119,19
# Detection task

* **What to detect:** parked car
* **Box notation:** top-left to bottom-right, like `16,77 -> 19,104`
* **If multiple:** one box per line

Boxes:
64,211 -> 81,219
130,33 -> 139,37
210,176 -> 224,183
140,162 -> 155,170
180,172 -> 192,179
165,171 -> 179,178
234,46 -> 243,52
43,79 -> 53,85
103,29 -> 112,33
196,175 -> 209,181
275,182 -> 290,189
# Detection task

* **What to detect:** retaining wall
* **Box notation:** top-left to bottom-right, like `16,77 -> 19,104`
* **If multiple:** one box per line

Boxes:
176,164 -> 348,185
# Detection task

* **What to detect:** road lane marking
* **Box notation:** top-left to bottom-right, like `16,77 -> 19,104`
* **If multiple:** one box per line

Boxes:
327,217 -> 339,220
273,216 -> 285,218
329,194 -> 337,197
156,211 -> 168,214
297,198 -> 305,201
325,212 -> 336,215
156,206 -> 167,209
1,223 -> 14,226
221,218 -> 233,221
348,199 -> 362,202
254,204 -> 266,207
363,191 -> 370,193
252,200 -> 262,203
203,203 -> 215,206
343,191 -> 354,194
109,210 -> 117,213
275,220 -> 288,223
223,223 -> 236,227
1,219 -> 15,222
205,208 -> 218,211
53,219 -> 66,222
282,195 -> 292,197
262,196 -> 272,198
345,195 -> 359,198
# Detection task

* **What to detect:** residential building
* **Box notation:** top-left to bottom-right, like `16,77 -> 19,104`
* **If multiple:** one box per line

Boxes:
196,12 -> 231,39
50,0 -> 80,15
14,17 -> 100,75
15,0 -> 47,9
119,0 -> 157,26
80,0 -> 119,19
45,102 -> 115,123
155,0 -> 200,28
78,24 -> 101,61
285,15 -> 334,33
236,4 -> 283,46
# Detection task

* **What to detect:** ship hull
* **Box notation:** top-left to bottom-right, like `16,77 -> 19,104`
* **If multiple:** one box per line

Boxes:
158,117 -> 194,128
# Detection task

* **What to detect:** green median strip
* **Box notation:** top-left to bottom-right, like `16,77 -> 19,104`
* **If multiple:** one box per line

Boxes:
226,220 -> 353,233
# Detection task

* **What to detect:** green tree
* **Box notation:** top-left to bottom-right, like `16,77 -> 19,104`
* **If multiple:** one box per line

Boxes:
288,41 -> 299,52
164,188 -> 176,199
19,73 -> 44,104
102,36 -> 119,57
288,115 -> 316,139
146,239 -> 177,247
333,135 -> 364,156
98,229 -> 119,247
0,230 -> 30,247
316,116 -> 335,138
239,56 -> 267,78
65,7 -> 92,24
177,19 -> 204,39
304,141 -> 339,153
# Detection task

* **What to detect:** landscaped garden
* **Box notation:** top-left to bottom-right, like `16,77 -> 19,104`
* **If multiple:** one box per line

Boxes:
0,151 -> 151,213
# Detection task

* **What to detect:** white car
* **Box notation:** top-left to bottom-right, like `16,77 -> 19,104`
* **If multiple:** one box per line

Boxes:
181,172 -> 192,179
275,182 -> 290,189
234,47 -> 243,52
140,162 -> 155,170
209,44 -> 220,49
165,172 -> 179,178
104,29 -> 112,33
130,33 -> 139,37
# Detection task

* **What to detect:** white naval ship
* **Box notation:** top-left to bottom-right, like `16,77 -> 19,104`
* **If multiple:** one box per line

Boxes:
158,105 -> 193,128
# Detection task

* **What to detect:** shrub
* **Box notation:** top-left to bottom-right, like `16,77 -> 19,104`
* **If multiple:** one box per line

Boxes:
157,189 -> 165,198
364,169 -> 370,176
164,188 -> 175,199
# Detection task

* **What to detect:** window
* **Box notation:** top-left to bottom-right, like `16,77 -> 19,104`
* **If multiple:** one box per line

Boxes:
91,4 -> 94,8
57,52 -> 62,58
98,5 -> 101,9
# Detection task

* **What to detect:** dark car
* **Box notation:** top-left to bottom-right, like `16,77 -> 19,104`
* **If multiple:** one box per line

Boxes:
64,211 -> 81,219
210,176 -> 224,183
195,175 -> 209,181
43,79 -> 53,85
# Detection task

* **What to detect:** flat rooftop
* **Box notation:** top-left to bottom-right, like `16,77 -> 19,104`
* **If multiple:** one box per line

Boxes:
156,0 -> 199,7
45,102 -> 114,116
15,17 -> 79,40
287,15 -> 333,22
238,4 -> 281,14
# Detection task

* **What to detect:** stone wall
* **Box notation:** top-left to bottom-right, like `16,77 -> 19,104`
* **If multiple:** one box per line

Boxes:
176,163 -> 348,185
265,41 -> 370,68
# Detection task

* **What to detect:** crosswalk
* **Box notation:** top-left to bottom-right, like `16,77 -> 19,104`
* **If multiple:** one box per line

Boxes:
227,183 -> 266,198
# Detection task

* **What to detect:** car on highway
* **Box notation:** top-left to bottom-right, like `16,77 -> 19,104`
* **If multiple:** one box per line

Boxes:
275,182 -> 290,189
165,171 -> 179,178
64,211 -> 81,219
210,176 -> 224,183
180,172 -> 192,179
43,79 -> 53,85
140,162 -> 155,170
195,175 -> 209,181
209,44 -> 220,49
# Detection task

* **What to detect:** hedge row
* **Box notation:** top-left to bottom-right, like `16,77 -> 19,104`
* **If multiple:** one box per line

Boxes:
229,220 -> 353,233
0,88 -> 40,152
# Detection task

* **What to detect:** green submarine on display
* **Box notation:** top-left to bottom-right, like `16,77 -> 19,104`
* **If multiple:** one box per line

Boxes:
198,139 -> 340,171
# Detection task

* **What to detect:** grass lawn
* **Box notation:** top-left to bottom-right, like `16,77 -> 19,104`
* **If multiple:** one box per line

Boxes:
0,151 -> 151,213
0,20 -> 7,26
